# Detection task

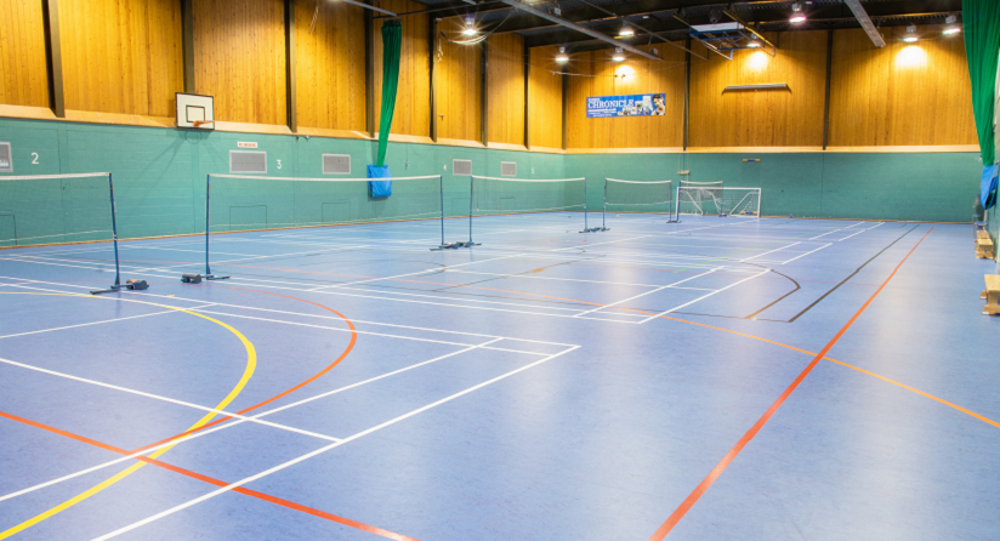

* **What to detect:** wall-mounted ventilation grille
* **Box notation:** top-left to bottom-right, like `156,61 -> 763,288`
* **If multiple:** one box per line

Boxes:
0,143 -> 11,173
230,150 -> 267,174
452,159 -> 472,176
323,154 -> 351,175
500,161 -> 517,177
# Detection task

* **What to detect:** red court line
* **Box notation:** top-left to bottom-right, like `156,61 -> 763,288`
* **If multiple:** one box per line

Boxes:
0,410 -> 417,541
647,226 -> 933,540
129,288 -> 358,455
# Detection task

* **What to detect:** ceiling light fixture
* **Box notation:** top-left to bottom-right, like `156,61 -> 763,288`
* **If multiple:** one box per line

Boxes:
943,15 -> 961,36
462,14 -> 478,37
789,3 -> 806,24
902,24 -> 918,43
555,46 -> 569,63
612,47 -> 625,62
619,25 -> 634,37
747,36 -> 761,48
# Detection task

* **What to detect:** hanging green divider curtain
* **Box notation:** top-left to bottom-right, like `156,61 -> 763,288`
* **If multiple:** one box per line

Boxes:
368,20 -> 402,197
963,0 -> 1000,209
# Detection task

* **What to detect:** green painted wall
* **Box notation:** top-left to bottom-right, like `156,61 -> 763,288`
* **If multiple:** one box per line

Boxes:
0,116 -> 987,248
0,118 -> 564,246
565,152 -> 984,223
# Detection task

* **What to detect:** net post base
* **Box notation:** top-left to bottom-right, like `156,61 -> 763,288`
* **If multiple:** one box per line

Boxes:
580,227 -> 608,233
432,241 -> 480,251
206,274 -> 230,281
90,279 -> 149,295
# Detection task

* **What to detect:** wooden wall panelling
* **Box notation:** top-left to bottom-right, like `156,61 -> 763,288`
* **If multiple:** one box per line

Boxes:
689,30 -> 827,148
0,0 -> 50,107
374,0 -> 429,138
528,45 -> 563,149
57,0 -> 183,118
294,0 -> 365,132
486,33 -> 525,146
194,0 -> 286,125
435,16 -> 481,142
566,44 -> 685,149
828,26 -> 977,147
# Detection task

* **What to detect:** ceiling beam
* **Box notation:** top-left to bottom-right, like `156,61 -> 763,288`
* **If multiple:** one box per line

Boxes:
843,0 -> 886,47
496,0 -> 664,61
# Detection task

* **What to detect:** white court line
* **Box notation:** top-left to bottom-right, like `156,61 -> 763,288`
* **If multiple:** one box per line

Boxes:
573,267 -> 721,318
1,277 -> 580,348
0,355 -> 344,444
5,279 -> 570,351
808,222 -> 863,240
837,222 -> 884,241
0,303 -> 218,340
636,269 -> 770,324
306,252 -> 529,292
739,242 -> 801,262
89,344 -> 580,541
780,243 -> 834,265
0,338 -> 513,505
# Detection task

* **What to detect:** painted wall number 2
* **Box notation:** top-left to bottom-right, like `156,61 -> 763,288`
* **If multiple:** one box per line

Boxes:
276,159 -> 282,170
31,152 -> 39,165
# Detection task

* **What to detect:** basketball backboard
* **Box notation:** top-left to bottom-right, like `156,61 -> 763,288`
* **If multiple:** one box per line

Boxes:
176,93 -> 215,130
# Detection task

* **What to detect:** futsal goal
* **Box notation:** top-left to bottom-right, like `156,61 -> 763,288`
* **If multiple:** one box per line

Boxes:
676,181 -> 760,217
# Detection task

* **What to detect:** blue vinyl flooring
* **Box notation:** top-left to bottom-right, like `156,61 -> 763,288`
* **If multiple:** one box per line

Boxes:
0,213 -> 998,540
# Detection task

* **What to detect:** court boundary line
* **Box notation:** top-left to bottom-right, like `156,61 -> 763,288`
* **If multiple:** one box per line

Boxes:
646,226 -> 933,540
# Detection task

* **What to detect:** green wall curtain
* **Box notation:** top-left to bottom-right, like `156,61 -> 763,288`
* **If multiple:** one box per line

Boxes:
963,0 -> 1000,167
376,20 -> 402,168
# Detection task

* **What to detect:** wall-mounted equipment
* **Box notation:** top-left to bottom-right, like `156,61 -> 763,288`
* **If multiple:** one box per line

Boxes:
723,83 -> 790,93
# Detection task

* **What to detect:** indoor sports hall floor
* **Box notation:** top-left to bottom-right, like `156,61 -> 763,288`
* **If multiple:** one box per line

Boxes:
0,213 -> 998,541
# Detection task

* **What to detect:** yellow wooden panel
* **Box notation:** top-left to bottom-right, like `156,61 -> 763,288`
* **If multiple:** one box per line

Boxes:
374,0 -> 429,138
194,0 -> 286,125
566,44 -> 685,149
528,46 -> 563,149
487,33 -> 524,146
829,26 -> 977,146
294,0 -> 365,132
435,16 -> 481,142
0,0 -> 50,107
58,0 -> 182,118
689,31 -> 826,148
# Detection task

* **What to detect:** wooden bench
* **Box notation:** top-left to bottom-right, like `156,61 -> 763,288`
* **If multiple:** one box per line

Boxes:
977,237 -> 995,259
977,229 -> 990,240
984,274 -> 1000,315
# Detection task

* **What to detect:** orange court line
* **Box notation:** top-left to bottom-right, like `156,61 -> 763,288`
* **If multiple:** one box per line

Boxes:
646,226 -> 934,540
128,289 -> 358,455
0,409 -> 417,540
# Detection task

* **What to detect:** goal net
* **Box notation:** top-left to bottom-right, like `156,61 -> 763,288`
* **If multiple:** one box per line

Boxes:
677,182 -> 760,217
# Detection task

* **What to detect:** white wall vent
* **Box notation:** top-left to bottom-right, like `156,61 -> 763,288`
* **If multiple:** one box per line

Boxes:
452,159 -> 472,176
0,143 -> 11,173
500,161 -> 517,177
230,150 -> 267,174
323,154 -> 351,175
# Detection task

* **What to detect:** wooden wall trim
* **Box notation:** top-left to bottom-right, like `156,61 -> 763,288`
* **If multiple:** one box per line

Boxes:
429,17 -> 437,142
181,0 -> 194,93
42,0 -> 65,118
565,145 -> 980,154
365,9 -> 374,137
480,40 -> 488,146
284,0 -> 296,132
822,29 -> 832,150
561,70 -> 567,150
523,46 -> 530,148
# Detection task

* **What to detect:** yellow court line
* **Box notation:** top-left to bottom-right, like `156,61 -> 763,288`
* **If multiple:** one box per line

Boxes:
0,292 -> 256,539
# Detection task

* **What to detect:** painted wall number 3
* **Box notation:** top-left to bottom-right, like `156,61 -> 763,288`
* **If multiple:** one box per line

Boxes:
276,159 -> 282,170
31,152 -> 39,165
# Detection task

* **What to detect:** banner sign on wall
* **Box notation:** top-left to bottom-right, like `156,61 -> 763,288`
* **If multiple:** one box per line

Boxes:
586,93 -> 666,118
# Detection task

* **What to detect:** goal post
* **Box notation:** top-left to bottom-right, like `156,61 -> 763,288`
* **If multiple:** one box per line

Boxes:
676,181 -> 760,217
